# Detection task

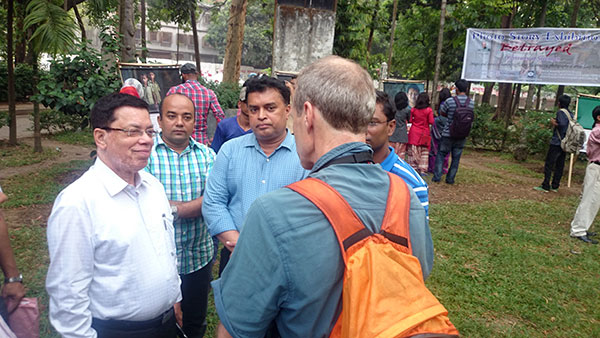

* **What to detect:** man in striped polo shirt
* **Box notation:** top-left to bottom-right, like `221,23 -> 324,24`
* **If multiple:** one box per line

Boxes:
367,90 -> 430,216
146,93 -> 216,337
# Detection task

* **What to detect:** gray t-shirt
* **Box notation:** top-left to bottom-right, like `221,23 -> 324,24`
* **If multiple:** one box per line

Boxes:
390,106 -> 411,143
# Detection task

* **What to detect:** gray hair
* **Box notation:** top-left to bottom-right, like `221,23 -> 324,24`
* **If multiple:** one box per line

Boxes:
122,78 -> 145,99
292,56 -> 375,134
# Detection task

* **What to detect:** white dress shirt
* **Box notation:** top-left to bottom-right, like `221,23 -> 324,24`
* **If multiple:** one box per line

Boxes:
46,158 -> 181,338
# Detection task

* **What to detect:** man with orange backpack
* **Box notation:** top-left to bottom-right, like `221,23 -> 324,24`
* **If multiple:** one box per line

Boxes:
212,56 -> 457,338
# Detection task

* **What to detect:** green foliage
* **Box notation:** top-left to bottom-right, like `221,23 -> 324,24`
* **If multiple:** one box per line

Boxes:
199,78 -> 240,110
469,104 -> 553,156
32,43 -> 121,131
24,0 -> 77,55
469,104 -> 515,151
0,62 -> 38,102
205,0 -> 273,69
38,109 -> 89,134
0,111 -> 10,129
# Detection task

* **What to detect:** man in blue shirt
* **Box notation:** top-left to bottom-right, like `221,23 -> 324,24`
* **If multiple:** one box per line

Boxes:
534,94 -> 573,192
212,56 -> 433,338
432,79 -> 474,184
146,94 -> 215,337
367,90 -> 430,215
202,76 -> 307,275
210,81 -> 252,153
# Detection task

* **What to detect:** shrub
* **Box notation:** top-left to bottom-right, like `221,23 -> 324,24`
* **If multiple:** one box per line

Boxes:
32,43 -> 121,131
199,78 -> 240,110
513,110 -> 553,157
38,109 -> 89,134
0,111 -> 8,129
0,63 -> 39,102
469,104 -> 518,151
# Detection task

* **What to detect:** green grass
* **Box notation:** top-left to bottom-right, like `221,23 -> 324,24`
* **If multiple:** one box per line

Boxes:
1,160 -> 92,208
428,197 -> 600,337
2,147 -> 599,337
0,142 -> 61,168
49,130 -> 95,147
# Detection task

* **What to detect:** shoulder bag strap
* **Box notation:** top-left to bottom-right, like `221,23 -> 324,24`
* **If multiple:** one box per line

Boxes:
379,173 -> 412,253
287,178 -> 370,264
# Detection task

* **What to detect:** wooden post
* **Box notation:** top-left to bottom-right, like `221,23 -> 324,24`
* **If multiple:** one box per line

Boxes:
567,96 -> 580,188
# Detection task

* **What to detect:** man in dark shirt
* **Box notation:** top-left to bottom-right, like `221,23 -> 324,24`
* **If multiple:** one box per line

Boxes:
534,94 -> 573,192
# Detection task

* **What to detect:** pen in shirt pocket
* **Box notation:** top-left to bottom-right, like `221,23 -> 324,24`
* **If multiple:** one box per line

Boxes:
162,213 -> 168,231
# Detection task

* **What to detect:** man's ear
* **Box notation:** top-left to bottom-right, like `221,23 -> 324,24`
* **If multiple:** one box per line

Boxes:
387,119 -> 396,137
94,128 -> 108,150
303,101 -> 315,132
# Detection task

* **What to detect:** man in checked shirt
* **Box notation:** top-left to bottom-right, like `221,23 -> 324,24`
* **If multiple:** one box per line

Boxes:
146,93 -> 216,337
167,63 -> 225,145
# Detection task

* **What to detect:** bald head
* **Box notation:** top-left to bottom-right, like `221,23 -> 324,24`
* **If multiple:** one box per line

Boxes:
292,55 -> 375,134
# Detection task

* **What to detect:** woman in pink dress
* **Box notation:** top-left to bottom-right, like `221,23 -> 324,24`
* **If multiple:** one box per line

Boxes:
407,92 -> 435,174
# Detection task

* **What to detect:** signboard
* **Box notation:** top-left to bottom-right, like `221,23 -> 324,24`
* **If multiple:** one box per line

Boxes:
462,28 -> 600,86
119,64 -> 181,114
383,80 -> 425,108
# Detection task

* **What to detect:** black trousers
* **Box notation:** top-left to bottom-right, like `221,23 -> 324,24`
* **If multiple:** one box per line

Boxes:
92,309 -> 177,338
218,246 -> 231,277
180,261 -> 213,338
542,144 -> 566,190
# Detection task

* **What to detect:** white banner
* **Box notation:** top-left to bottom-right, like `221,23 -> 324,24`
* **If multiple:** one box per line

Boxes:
462,28 -> 600,86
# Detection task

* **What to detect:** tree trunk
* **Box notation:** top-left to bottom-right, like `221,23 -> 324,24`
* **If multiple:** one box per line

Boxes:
7,0 -> 17,145
525,0 -> 548,110
494,13 -> 514,120
431,0 -> 447,110
555,0 -> 580,106
536,85 -> 542,110
15,2 -> 26,64
141,0 -> 147,62
191,9 -> 202,74
482,82 -> 494,105
119,0 -> 136,63
386,0 -> 399,68
365,0 -> 381,64
73,4 -> 86,42
511,83 -> 522,117
222,0 -> 248,84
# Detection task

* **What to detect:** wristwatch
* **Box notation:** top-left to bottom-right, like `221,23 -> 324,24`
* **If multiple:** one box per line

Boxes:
171,205 -> 179,221
5,274 -> 23,284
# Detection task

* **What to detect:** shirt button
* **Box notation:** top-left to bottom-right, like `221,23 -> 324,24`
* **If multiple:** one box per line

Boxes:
266,158 -> 270,162
261,180 -> 266,184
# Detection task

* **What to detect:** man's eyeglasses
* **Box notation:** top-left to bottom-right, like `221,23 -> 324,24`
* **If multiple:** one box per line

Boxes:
368,120 -> 389,127
101,127 -> 157,138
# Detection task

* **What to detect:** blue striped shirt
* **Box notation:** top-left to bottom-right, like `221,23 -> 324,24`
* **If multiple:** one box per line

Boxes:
380,147 -> 429,216
145,135 -> 216,274
203,131 -> 308,236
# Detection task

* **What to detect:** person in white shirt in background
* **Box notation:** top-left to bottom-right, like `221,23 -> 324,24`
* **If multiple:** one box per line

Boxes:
46,93 -> 181,338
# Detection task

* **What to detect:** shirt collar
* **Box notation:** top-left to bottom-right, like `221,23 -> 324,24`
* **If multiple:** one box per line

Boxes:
243,129 -> 294,153
379,146 -> 397,172
310,142 -> 373,174
155,133 -> 199,154
94,157 -> 147,196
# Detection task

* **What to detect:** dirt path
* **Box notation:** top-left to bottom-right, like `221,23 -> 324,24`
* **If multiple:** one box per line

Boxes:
0,138 -> 94,180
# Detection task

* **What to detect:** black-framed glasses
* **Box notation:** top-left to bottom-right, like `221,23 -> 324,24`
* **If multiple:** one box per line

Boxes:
100,127 -> 157,138
367,120 -> 389,127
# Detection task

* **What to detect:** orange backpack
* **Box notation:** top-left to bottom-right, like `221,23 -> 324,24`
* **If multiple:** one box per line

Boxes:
288,173 -> 459,338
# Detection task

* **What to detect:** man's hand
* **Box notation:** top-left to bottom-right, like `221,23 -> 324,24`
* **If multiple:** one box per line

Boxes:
550,117 -> 558,127
174,302 -> 183,327
217,231 -> 240,253
216,322 -> 233,338
2,282 -> 25,313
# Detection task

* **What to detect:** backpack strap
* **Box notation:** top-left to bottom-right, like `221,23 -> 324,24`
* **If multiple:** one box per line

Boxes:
288,178 -> 370,263
380,173 -> 412,254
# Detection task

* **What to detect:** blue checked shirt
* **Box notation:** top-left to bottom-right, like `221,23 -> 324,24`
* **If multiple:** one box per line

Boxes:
380,146 -> 430,216
145,135 -> 216,274
202,131 -> 308,236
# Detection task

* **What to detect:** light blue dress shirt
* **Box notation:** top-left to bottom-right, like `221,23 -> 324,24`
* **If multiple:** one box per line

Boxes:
203,131 -> 308,236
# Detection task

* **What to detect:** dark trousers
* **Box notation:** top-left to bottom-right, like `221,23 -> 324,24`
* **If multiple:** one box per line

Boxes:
218,247 -> 231,277
180,262 -> 213,338
92,309 -> 177,338
433,137 -> 466,184
542,144 -> 566,190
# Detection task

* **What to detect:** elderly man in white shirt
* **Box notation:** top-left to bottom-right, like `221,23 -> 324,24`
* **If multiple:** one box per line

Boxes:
46,93 -> 181,338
